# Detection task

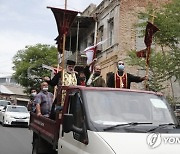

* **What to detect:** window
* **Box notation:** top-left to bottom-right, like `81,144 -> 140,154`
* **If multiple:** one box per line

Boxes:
98,25 -> 104,51
69,92 -> 86,143
108,18 -> 114,46
136,19 -> 147,51
69,93 -> 83,128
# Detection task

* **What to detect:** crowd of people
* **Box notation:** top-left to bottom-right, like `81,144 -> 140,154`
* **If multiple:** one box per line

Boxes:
27,59 -> 148,119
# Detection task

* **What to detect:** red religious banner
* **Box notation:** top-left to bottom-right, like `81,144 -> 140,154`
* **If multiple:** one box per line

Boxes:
136,48 -> 147,58
144,21 -> 159,48
48,7 -> 78,53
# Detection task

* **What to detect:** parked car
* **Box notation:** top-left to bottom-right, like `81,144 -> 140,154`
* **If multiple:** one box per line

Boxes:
0,105 -> 30,127
0,100 -> 11,111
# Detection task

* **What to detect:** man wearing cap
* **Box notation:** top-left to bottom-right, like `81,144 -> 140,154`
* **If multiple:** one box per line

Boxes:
63,60 -> 77,86
107,60 -> 148,89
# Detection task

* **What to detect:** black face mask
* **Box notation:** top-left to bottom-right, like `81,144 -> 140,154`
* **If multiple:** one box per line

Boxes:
94,72 -> 101,76
79,77 -> 86,81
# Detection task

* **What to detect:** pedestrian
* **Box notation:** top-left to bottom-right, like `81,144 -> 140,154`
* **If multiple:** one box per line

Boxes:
107,60 -> 148,89
34,82 -> 53,117
27,88 -> 37,112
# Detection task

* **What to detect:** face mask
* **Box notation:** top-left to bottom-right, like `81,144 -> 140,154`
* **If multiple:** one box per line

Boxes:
118,65 -> 125,71
31,92 -> 37,97
94,72 -> 101,76
79,77 -> 86,81
42,87 -> 48,91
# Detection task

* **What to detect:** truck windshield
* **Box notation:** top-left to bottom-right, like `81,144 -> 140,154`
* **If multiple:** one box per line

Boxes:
83,90 -> 175,127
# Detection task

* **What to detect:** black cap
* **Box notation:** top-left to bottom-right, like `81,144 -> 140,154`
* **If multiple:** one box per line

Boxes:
66,60 -> 76,65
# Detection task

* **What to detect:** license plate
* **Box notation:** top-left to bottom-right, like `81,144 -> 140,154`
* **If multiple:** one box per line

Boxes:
16,119 -> 25,122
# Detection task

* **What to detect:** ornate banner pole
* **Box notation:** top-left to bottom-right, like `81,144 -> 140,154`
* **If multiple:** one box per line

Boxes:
144,10 -> 159,90
61,0 -> 67,85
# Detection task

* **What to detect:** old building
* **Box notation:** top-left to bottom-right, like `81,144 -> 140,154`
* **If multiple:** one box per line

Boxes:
0,76 -> 29,106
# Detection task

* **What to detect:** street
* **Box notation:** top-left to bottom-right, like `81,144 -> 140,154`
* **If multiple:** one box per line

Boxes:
0,125 -> 32,154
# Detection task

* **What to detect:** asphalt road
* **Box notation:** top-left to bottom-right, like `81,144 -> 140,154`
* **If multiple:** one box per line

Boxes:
0,125 -> 32,154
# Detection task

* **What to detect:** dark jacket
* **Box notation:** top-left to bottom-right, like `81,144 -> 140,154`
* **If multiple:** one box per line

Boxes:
107,71 -> 144,89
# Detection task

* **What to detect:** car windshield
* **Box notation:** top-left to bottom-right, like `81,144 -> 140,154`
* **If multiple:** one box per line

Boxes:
0,100 -> 11,106
7,106 -> 28,113
83,90 -> 175,127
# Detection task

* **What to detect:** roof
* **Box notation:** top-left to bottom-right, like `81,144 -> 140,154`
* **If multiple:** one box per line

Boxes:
0,85 -> 14,94
0,84 -> 27,96
4,85 -> 26,95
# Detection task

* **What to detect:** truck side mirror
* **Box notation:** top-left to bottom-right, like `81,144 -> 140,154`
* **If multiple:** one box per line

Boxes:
63,114 -> 83,134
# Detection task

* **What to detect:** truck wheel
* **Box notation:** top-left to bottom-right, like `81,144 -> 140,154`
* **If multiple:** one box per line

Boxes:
32,134 -> 57,154
32,139 -> 40,154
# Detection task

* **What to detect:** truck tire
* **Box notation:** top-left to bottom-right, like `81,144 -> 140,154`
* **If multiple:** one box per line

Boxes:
32,135 -> 57,154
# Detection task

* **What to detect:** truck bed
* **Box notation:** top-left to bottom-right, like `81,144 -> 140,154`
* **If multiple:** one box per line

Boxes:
29,112 -> 61,147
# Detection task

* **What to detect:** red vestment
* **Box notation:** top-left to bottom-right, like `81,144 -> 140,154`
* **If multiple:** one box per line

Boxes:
115,72 -> 128,88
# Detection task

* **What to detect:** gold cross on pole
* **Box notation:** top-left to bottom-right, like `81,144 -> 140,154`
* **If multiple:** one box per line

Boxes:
149,9 -> 157,24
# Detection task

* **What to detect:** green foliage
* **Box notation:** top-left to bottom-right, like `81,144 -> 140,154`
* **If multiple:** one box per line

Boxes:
12,44 -> 58,93
155,0 -> 180,48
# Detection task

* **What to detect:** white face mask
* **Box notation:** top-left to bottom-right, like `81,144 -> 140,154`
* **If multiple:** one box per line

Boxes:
42,87 -> 48,91
31,92 -> 37,96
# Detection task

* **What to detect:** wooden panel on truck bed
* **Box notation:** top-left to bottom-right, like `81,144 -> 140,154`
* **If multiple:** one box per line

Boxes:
29,112 -> 61,145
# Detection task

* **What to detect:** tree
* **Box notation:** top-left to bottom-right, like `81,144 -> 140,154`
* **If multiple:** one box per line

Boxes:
12,44 -> 58,93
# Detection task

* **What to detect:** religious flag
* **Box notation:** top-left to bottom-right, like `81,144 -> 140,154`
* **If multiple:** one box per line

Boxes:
136,48 -> 147,58
48,7 -> 78,53
84,39 -> 107,65
84,45 -> 97,65
144,21 -> 159,47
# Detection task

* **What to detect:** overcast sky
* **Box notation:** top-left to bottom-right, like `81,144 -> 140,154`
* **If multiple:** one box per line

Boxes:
0,0 -> 102,77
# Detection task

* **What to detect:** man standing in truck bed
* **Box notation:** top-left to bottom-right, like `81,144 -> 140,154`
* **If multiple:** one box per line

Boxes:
44,60 -> 77,87
107,60 -> 148,89
34,82 -> 53,117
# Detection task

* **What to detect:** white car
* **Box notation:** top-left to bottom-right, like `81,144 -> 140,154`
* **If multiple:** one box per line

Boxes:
0,105 -> 30,127
0,100 -> 11,111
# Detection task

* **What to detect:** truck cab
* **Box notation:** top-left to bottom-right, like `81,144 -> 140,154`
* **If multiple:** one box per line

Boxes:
30,86 -> 180,154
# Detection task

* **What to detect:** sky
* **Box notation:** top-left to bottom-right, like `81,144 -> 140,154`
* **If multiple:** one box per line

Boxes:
0,0 -> 102,77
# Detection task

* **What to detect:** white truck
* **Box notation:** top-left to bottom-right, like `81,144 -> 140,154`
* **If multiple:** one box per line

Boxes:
30,86 -> 180,154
